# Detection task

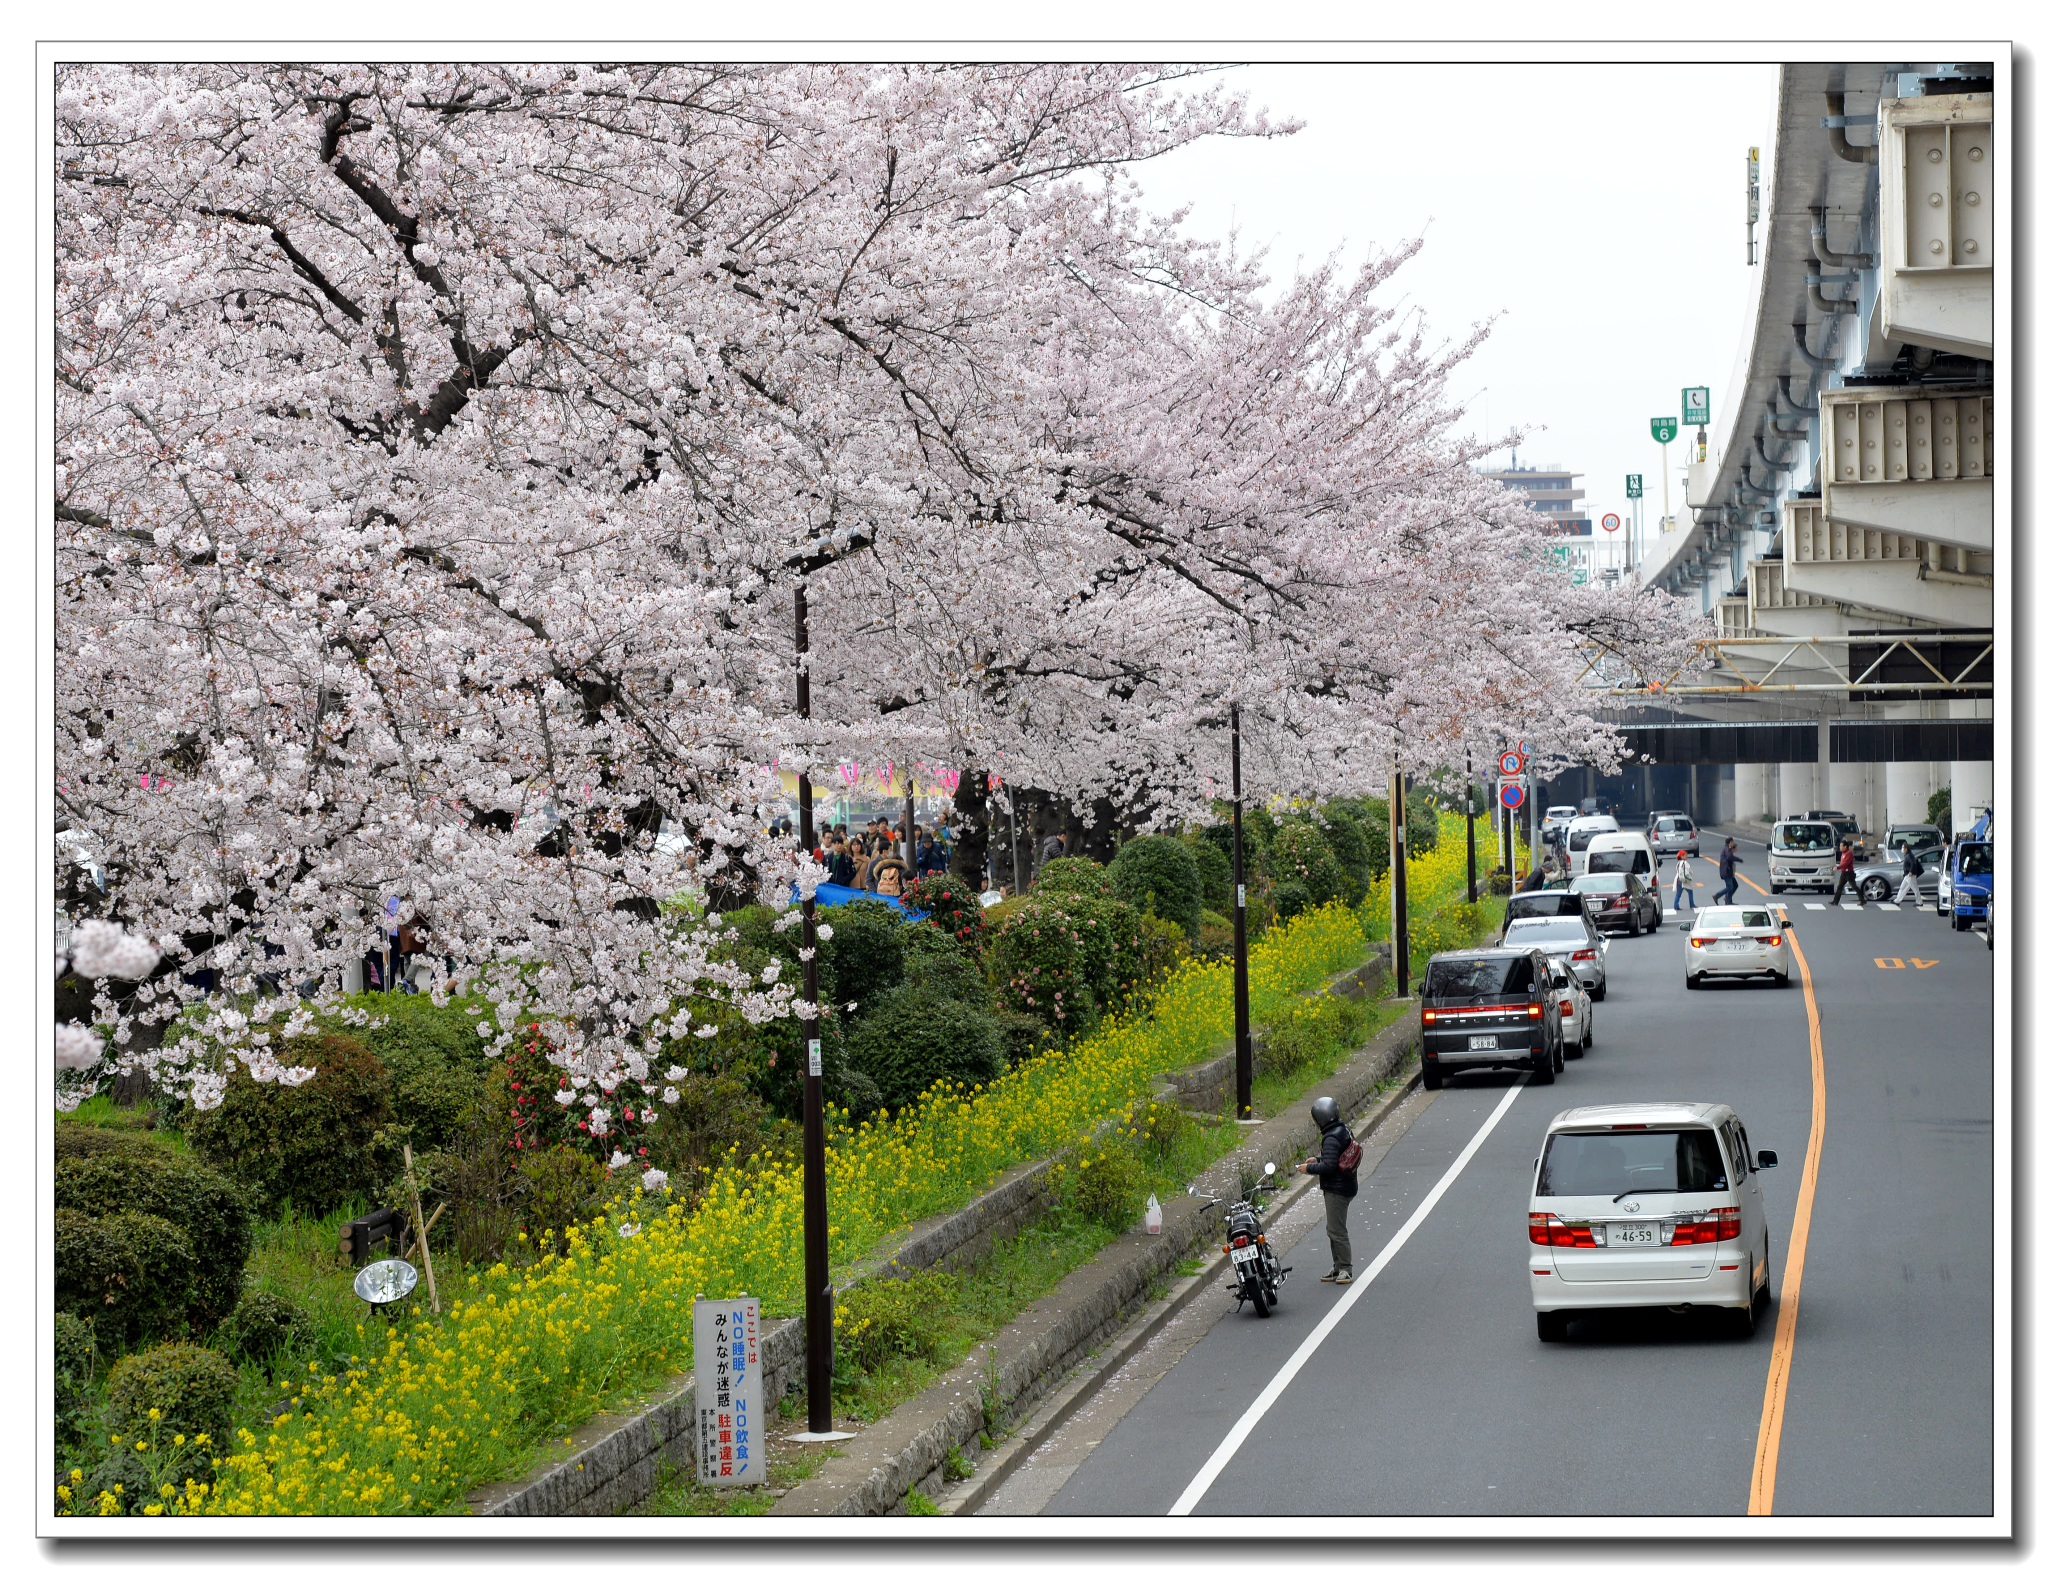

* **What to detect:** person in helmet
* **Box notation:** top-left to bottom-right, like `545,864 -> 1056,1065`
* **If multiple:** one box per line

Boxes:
1294,1095 -> 1358,1284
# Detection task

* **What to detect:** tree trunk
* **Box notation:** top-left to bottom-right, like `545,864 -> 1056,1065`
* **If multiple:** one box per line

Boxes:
947,769 -> 990,888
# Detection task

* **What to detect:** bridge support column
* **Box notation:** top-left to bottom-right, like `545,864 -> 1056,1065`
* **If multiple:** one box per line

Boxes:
1948,700 -> 1993,827
1735,763 -> 1770,825
1778,761 -> 1819,821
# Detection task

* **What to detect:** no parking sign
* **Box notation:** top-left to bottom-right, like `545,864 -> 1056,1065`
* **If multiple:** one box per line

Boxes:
1500,783 -> 1526,810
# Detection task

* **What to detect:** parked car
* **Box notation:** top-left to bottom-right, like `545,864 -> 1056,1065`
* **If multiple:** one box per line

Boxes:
1528,1102 -> 1779,1341
1543,956 -> 1592,1059
1504,889 -> 1587,925
1419,947 -> 1565,1090
1563,814 -> 1621,876
1648,814 -> 1700,859
1881,823 -> 1945,866
1578,796 -> 1615,816
1681,904 -> 1793,988
1767,819 -> 1839,894
1570,871 -> 1657,939
1542,806 -> 1578,848
1584,830 -> 1662,915
1503,913 -> 1608,1001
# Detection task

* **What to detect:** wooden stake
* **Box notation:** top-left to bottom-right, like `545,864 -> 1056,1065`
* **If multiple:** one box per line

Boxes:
402,1142 -> 441,1315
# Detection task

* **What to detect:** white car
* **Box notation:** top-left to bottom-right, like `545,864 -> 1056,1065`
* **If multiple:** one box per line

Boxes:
1681,904 -> 1792,989
1541,955 -> 1592,1059
1529,1102 -> 1779,1341
1562,814 -> 1620,877
1648,814 -> 1700,858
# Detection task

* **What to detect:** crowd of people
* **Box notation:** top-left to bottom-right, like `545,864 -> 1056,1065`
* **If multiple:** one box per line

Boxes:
795,810 -> 962,898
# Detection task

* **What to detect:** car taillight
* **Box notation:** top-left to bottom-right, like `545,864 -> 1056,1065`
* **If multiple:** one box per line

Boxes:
1559,1001 -> 1573,1016
1231,1234 -> 1250,1248
1758,935 -> 1781,946
1421,1008 -> 1437,1024
1526,1003 -> 1543,1020
1572,948 -> 1596,961
1527,1213 -> 1596,1248
1670,1208 -> 1741,1246
1689,937 -> 1706,948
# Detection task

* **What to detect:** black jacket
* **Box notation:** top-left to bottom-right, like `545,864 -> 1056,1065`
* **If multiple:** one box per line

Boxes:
1903,846 -> 1924,876
1303,1122 -> 1358,1197
1718,847 -> 1742,880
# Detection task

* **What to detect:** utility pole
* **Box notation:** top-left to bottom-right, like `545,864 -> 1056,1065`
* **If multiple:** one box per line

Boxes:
1391,756 -> 1410,998
1465,750 -> 1478,904
792,584 -> 840,1441
1231,704 -> 1252,1121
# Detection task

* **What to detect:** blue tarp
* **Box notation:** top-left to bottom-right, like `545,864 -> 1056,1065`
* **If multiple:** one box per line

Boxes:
798,882 -> 927,921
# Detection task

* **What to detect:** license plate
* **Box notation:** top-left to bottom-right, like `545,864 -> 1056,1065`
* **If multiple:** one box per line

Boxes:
1230,1245 -> 1261,1265
1606,1224 -> 1658,1247
1713,940 -> 1749,951
1468,1034 -> 1498,1050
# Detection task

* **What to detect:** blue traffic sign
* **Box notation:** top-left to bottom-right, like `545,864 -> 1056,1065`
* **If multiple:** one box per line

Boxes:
1500,783 -> 1527,810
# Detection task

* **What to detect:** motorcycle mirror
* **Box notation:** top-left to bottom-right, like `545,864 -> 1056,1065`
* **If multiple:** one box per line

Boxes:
1263,1161 -> 1276,1176
1186,1184 -> 1198,1196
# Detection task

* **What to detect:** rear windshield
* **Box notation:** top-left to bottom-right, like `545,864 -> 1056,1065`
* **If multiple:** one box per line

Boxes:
1697,907 -> 1774,929
1573,874 -> 1627,893
1587,850 -> 1650,875
1657,818 -> 1694,833
1537,1129 -> 1728,1197
1958,843 -> 1992,876
1503,920 -> 1588,948
1891,827 -> 1942,852
1505,892 -> 1581,918
1424,955 -> 1537,998
1774,823 -> 1836,852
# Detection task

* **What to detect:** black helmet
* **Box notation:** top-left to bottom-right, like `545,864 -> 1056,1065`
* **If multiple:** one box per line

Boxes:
1311,1096 -> 1341,1133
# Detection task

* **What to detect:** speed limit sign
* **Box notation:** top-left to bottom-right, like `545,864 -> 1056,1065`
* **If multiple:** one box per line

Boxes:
1498,749 -> 1525,777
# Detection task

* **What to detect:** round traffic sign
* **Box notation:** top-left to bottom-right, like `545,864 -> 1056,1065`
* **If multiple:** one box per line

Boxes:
1500,783 -> 1526,809
1601,513 -> 1621,533
1498,749 -> 1525,777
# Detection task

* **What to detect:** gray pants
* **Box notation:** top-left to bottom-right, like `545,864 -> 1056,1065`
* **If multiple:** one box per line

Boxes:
1324,1190 -> 1353,1274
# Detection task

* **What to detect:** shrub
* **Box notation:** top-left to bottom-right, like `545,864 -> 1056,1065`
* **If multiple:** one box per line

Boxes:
215,1288 -> 313,1370
1054,890 -> 1142,1011
183,1031 -> 394,1218
1928,785 -> 1952,838
53,1129 -> 252,1329
1270,818 -> 1345,907
105,1341 -> 238,1482
514,1146 -> 613,1258
847,985 -> 1007,1110
641,1071 -> 783,1200
1185,834 -> 1234,912
1031,855 -> 1116,900
1324,796 -> 1391,890
1109,836 -> 1204,940
331,991 -> 496,1153
1407,796 -> 1441,855
834,1270 -> 953,1375
898,922 -> 991,1007
821,899 -> 909,1013
1129,914 -> 1190,1014
1062,1141 -> 1146,1228
1486,868 -> 1514,896
55,1311 -> 97,1446
900,873 -> 990,957
55,1208 -> 199,1345
1270,880 -> 1313,921
1195,909 -> 1235,963
985,897 -> 1097,1037
990,1007 -> 1055,1069
1257,1018 -> 1320,1079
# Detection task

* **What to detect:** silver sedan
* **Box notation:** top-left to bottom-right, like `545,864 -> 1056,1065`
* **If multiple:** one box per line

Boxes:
1502,914 -> 1609,1001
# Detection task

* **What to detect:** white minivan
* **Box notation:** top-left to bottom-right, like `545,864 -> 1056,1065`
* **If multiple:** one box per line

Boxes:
1562,815 -> 1620,876
1582,830 -> 1661,917
1528,1101 -> 1779,1341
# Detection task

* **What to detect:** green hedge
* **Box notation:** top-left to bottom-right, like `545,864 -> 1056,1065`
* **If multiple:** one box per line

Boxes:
847,985 -> 1008,1109
1109,835 -> 1204,939
54,1208 -> 197,1346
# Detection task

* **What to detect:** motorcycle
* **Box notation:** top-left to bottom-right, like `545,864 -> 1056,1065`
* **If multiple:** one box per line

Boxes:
1190,1161 -> 1291,1317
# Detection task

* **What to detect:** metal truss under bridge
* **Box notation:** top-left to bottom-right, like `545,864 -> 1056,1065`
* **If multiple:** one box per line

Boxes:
1581,631 -> 1992,698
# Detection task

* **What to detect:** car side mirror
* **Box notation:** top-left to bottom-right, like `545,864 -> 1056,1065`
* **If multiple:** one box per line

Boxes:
1756,1151 -> 1779,1169
1678,921 -> 1692,933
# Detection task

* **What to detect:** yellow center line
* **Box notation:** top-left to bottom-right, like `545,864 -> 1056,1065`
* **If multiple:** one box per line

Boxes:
1738,870 -> 1826,1516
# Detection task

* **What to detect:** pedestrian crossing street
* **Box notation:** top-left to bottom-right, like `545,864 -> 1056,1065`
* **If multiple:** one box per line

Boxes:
1662,900 -> 1939,919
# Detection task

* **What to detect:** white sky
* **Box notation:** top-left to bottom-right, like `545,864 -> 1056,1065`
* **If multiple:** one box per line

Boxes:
1132,62 -> 1781,572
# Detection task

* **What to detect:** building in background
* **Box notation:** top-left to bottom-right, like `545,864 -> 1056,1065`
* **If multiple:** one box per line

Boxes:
1483,462 -> 1594,584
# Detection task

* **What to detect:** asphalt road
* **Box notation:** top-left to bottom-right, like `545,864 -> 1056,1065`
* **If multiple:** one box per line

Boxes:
1034,830 -> 1995,1520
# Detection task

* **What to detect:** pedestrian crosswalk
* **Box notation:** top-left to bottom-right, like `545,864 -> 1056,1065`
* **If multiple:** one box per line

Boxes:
1663,901 -> 1937,920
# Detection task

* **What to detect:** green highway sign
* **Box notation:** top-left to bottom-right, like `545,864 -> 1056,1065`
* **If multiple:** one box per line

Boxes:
1651,417 -> 1678,444
1626,474 -> 1643,498
1683,387 -> 1711,425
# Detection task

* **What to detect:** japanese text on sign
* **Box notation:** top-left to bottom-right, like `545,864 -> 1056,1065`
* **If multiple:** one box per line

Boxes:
694,1294 -> 766,1486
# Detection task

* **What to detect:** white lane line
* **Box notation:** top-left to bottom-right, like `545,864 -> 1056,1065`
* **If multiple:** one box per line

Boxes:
1879,902 -> 1900,911
1166,1078 -> 1527,1517
1842,902 -> 1863,911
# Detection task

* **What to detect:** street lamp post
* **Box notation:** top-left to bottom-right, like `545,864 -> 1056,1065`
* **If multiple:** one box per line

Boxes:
1391,756 -> 1410,999
792,584 -> 836,1437
1465,750 -> 1478,904
1231,704 -> 1252,1120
